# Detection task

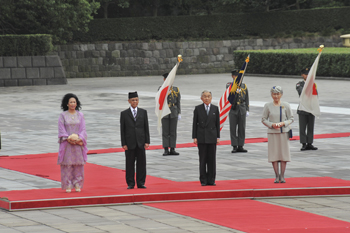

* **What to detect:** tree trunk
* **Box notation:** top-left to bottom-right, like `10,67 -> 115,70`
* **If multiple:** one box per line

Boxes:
152,7 -> 158,17
296,0 -> 300,10
103,2 -> 110,19
152,0 -> 159,17
266,0 -> 270,12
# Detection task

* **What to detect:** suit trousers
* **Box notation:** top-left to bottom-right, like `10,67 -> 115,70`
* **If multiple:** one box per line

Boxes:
197,143 -> 216,185
161,116 -> 178,148
298,113 -> 315,144
125,147 -> 146,187
229,109 -> 246,147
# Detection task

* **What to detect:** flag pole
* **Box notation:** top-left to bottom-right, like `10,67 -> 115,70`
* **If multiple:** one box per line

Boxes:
155,55 -> 183,134
230,54 -> 250,110
317,44 -> 324,53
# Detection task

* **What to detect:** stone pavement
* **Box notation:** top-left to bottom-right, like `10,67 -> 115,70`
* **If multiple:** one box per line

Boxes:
0,73 -> 350,232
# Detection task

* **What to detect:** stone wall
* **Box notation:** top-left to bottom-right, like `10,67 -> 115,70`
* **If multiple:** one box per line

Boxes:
53,35 -> 342,79
0,55 -> 67,87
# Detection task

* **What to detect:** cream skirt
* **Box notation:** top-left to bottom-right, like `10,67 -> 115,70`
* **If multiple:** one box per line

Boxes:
267,133 -> 291,162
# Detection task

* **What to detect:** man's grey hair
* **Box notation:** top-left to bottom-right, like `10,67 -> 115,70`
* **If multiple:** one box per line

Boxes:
201,90 -> 212,97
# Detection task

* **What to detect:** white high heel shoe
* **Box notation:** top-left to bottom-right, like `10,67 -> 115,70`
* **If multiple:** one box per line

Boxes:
75,185 -> 81,192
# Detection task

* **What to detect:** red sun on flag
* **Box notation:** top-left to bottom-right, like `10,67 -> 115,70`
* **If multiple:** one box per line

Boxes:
312,83 -> 317,95
158,86 -> 169,110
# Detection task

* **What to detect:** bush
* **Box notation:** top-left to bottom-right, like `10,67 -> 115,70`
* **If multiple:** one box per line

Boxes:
73,7 -> 350,42
0,0 -> 99,44
0,35 -> 53,56
234,48 -> 350,77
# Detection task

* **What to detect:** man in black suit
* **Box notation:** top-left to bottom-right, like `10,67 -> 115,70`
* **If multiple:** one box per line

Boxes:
120,92 -> 150,189
192,90 -> 220,186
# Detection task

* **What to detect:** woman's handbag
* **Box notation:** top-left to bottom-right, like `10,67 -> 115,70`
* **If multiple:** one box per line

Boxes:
280,106 -> 293,139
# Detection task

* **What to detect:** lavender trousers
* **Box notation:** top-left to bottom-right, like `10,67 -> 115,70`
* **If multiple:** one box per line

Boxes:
60,165 -> 84,190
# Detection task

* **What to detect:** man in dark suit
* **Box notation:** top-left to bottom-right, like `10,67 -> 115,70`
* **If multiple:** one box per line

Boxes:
120,91 -> 150,189
192,90 -> 220,186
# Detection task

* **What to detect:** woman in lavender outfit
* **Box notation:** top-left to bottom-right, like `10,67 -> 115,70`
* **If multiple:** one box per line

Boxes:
58,93 -> 88,193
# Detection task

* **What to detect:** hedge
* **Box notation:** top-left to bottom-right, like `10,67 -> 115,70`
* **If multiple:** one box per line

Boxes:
0,34 -> 53,56
73,7 -> 350,42
234,48 -> 350,77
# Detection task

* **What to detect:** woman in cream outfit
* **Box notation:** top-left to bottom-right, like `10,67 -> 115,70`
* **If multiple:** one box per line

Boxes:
262,86 -> 294,183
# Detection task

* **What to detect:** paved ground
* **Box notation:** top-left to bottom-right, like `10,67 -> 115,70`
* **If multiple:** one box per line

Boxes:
1,73 -> 350,232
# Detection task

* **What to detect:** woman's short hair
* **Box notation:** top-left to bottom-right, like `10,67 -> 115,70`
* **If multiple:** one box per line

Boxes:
270,86 -> 283,94
61,93 -> 82,111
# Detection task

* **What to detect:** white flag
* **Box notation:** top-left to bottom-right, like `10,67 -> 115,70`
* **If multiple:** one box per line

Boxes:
155,62 -> 180,134
299,51 -> 322,117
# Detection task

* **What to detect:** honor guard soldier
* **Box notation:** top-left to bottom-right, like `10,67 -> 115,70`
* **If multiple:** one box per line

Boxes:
296,68 -> 318,151
160,73 -> 181,156
226,69 -> 249,153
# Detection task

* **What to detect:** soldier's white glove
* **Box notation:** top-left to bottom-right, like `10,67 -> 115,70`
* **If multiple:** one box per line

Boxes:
236,89 -> 241,93
178,114 -> 181,121
246,111 -> 249,117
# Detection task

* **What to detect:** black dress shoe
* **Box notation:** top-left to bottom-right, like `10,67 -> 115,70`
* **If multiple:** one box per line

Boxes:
169,148 -> 179,155
237,146 -> 247,153
208,183 -> 216,186
307,144 -> 318,150
127,186 -> 134,189
163,148 -> 170,156
231,146 -> 237,153
138,185 -> 147,189
201,183 -> 207,186
300,143 -> 308,151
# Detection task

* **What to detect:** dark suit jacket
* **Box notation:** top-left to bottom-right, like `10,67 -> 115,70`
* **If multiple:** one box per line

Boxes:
192,103 -> 220,144
120,107 -> 150,150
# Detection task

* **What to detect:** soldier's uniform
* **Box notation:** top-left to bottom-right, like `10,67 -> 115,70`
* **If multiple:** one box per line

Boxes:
226,71 -> 249,153
296,68 -> 318,151
160,73 -> 181,156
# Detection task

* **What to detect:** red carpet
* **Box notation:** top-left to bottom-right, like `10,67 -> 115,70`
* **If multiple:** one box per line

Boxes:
1,152 -> 350,210
147,200 -> 350,233
1,132 -> 350,210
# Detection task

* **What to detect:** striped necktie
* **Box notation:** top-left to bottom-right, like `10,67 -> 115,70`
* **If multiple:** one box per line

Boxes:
133,109 -> 137,121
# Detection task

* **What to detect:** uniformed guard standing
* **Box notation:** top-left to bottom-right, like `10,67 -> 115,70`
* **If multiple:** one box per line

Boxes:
160,73 -> 181,156
226,69 -> 249,153
296,68 -> 318,151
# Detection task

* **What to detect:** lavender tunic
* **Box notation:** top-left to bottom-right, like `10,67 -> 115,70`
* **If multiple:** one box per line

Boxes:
58,111 -> 88,165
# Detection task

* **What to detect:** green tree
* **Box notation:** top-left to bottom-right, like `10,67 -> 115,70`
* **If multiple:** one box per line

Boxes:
219,0 -> 311,12
169,0 -> 200,15
173,0 -> 220,15
0,0 -> 99,44
311,0 -> 350,7
97,0 -> 130,18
